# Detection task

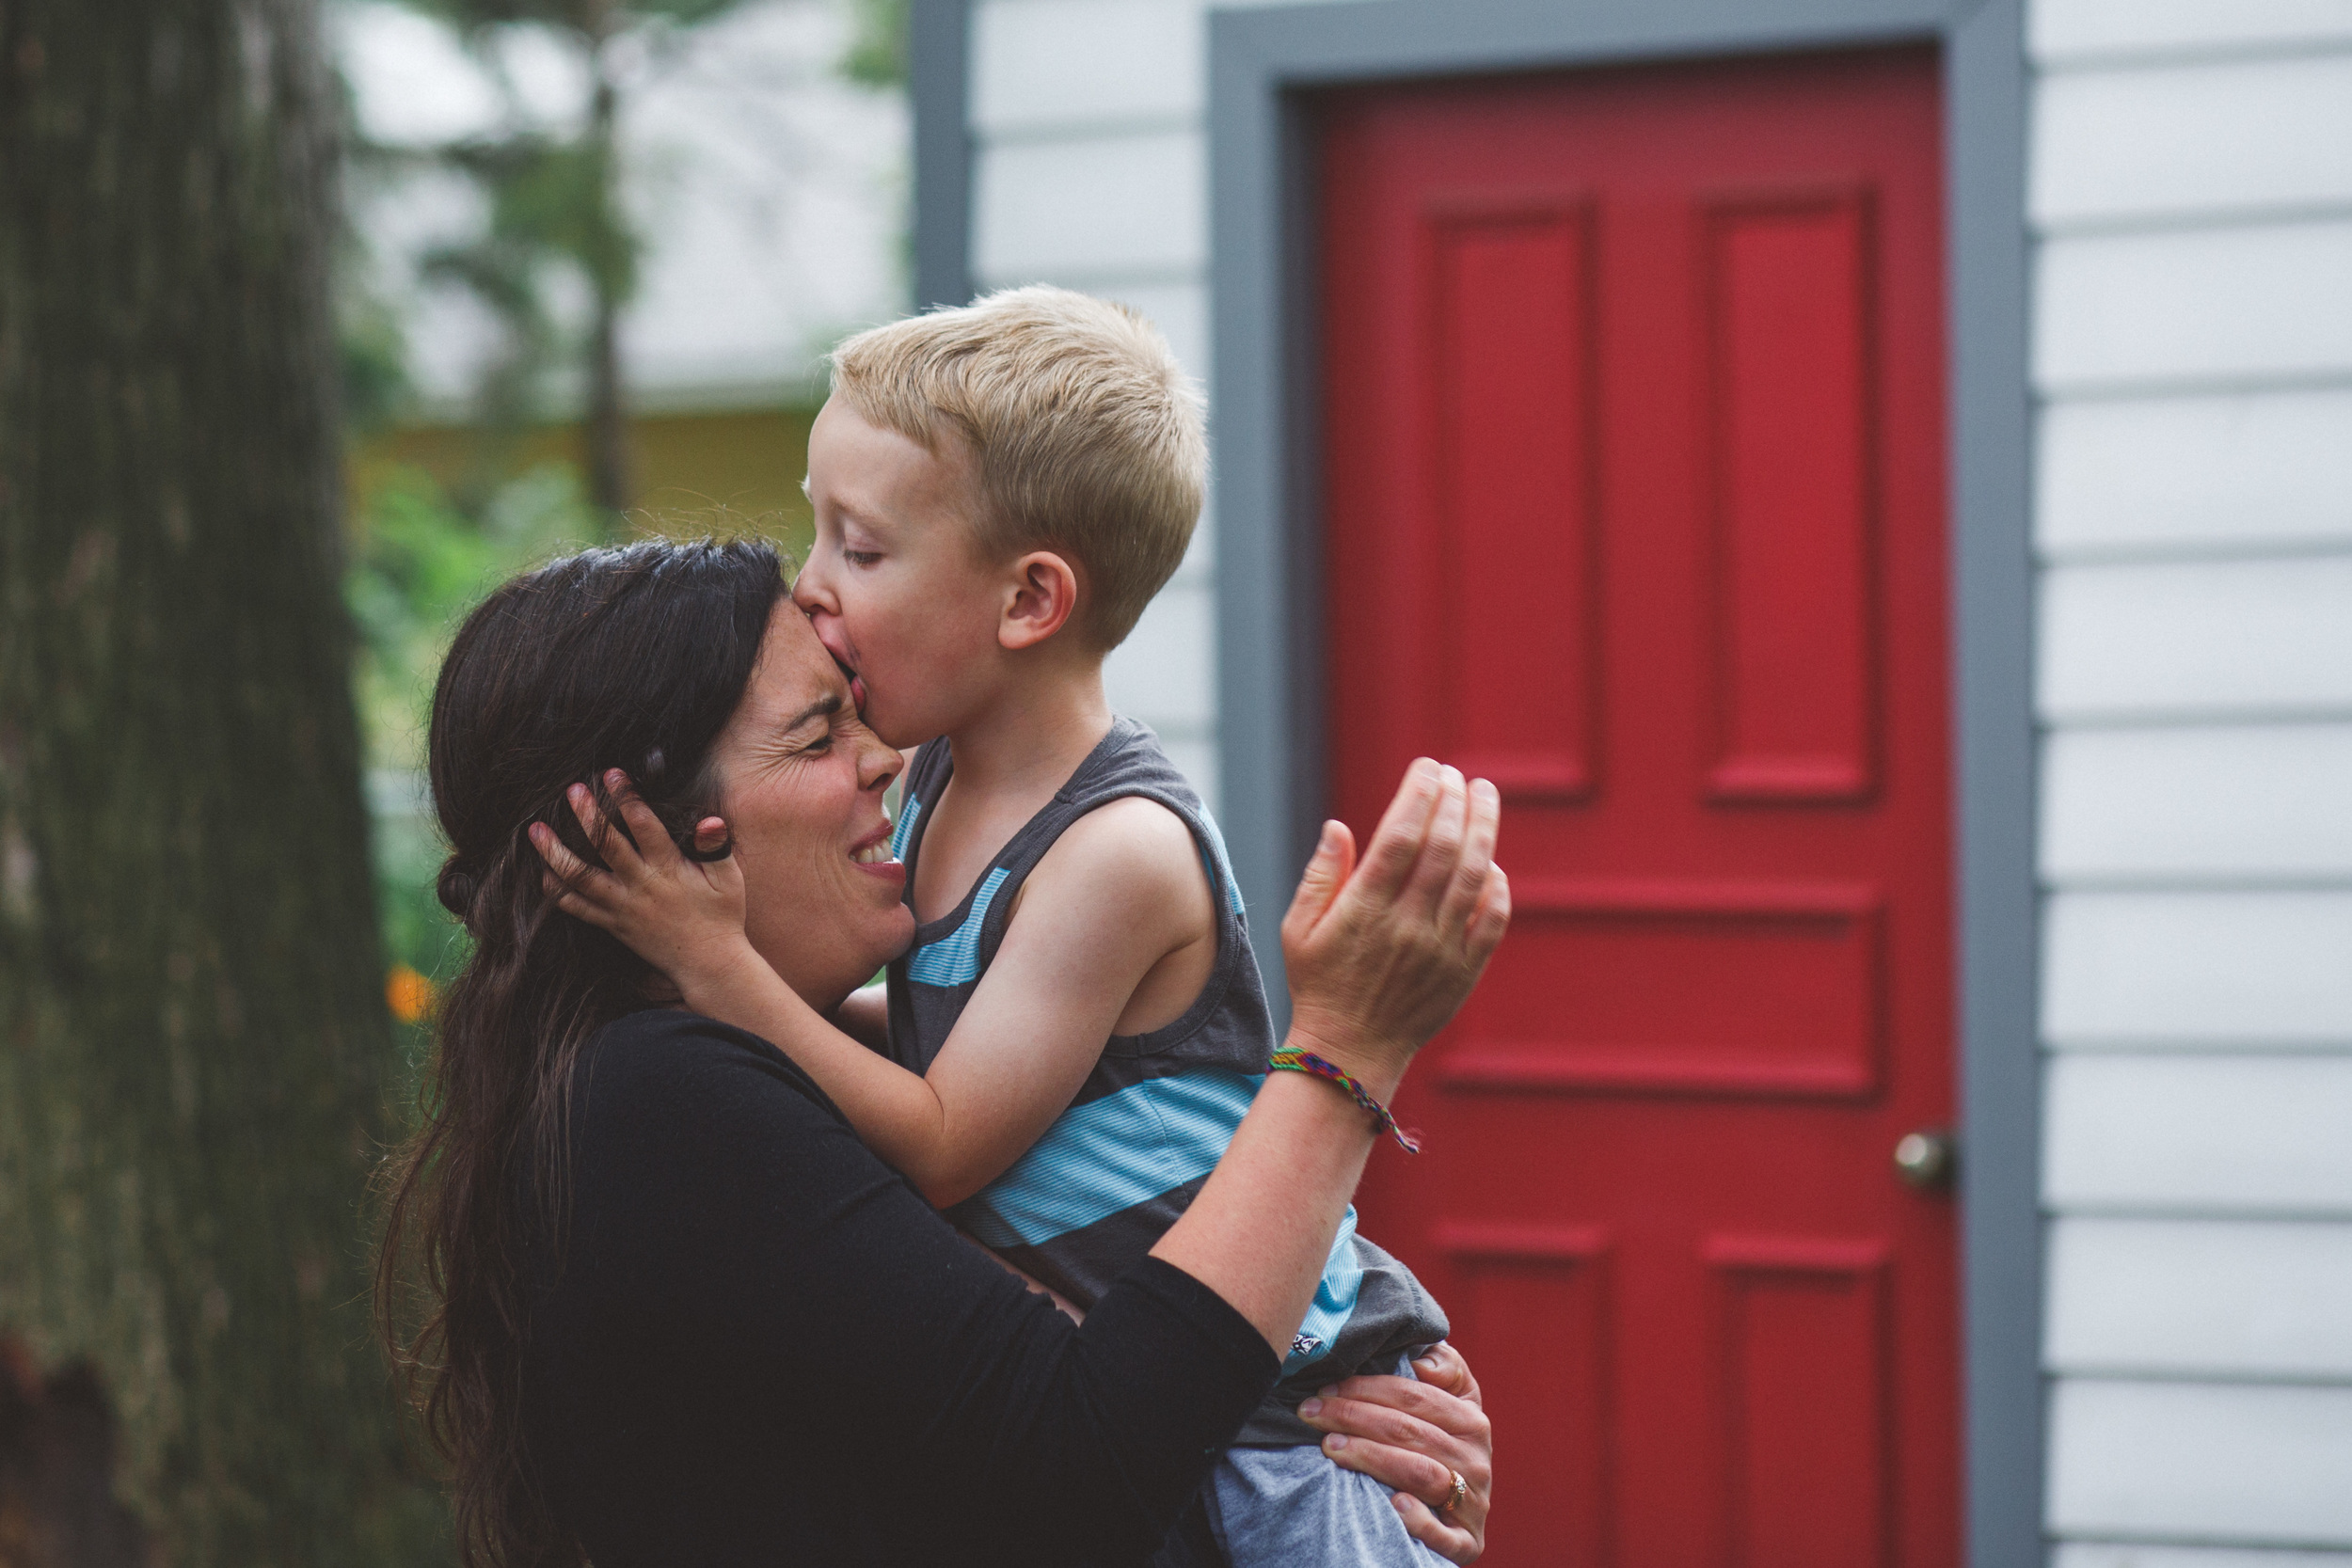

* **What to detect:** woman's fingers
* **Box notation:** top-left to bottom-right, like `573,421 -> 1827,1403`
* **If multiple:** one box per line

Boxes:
1399,765 -> 1470,915
1392,1490 -> 1482,1564
1280,819 -> 1357,952
1434,777 -> 1500,937
1309,1416 -> 1487,1565
1300,1358 -> 1493,1562
1354,758 -> 1443,903
1411,1341 -> 1484,1409
1468,864 -> 1512,960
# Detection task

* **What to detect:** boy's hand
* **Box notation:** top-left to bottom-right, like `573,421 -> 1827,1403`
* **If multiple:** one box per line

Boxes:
528,769 -> 757,1006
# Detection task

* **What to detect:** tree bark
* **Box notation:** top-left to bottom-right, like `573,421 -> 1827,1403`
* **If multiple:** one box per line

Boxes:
0,3 -> 439,1562
582,56 -> 636,520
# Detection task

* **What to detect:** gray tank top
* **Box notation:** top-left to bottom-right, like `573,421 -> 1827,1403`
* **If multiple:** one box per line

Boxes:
883,717 -> 1446,1446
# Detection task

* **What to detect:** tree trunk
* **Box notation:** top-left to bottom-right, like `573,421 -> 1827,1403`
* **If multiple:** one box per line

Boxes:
0,3 -> 439,1562
582,60 -> 635,522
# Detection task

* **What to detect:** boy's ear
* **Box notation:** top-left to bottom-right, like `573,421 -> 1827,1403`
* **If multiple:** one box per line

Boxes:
999,549 -> 1082,651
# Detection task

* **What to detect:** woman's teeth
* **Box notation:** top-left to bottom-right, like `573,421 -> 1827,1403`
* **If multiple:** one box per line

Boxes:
851,843 -> 893,866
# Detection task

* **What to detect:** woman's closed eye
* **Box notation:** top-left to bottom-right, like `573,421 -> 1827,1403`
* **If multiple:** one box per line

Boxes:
842,547 -> 881,567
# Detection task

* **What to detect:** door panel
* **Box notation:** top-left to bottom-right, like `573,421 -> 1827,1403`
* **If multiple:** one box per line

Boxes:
1320,49 -> 1956,1568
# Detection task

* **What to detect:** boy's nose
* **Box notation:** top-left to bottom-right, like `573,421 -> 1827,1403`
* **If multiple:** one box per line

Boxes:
790,557 -> 836,614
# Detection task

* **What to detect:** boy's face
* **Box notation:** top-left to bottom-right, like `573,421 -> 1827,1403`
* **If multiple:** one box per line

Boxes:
797,397 -> 1007,749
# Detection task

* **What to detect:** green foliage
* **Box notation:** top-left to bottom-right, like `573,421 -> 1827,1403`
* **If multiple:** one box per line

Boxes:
840,0 -> 908,87
347,464 -> 605,993
407,0 -> 749,37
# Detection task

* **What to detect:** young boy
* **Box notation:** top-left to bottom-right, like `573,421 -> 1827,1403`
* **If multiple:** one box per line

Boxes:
564,287 -> 1453,1565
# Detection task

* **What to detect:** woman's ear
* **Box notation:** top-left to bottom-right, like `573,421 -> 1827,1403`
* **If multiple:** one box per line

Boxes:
998,550 -> 1082,651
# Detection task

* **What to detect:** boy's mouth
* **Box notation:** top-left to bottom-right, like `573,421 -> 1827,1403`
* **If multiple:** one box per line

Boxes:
827,648 -> 868,715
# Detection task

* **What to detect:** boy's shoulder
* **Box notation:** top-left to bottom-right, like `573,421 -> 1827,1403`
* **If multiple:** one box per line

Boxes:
1031,793 -> 1205,906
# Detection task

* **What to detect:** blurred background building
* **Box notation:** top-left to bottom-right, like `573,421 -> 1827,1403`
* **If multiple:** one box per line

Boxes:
906,1 -> 2352,1565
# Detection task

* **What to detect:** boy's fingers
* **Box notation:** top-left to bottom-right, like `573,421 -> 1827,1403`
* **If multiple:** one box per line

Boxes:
530,821 -> 598,886
565,783 -> 627,871
531,826 -> 627,911
608,774 -> 684,872
540,870 -> 617,930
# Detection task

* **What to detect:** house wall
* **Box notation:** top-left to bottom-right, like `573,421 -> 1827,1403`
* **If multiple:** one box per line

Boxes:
960,0 -> 2352,1554
966,0 -> 1345,810
2028,1 -> 2352,1560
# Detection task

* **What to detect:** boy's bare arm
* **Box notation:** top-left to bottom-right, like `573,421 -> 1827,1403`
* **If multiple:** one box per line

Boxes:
833,984 -> 889,1049
533,783 -> 1213,1208
902,795 -> 1216,1206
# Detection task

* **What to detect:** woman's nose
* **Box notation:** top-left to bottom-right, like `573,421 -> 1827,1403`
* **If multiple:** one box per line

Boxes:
857,731 -> 899,795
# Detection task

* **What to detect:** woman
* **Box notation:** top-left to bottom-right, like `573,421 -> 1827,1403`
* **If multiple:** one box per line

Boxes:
376,539 -> 1506,1567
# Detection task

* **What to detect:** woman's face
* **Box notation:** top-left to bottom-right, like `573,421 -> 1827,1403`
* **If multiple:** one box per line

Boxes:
706,608 -> 914,1012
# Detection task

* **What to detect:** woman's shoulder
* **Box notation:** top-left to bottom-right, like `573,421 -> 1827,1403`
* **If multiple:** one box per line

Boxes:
578,1006 -> 845,1127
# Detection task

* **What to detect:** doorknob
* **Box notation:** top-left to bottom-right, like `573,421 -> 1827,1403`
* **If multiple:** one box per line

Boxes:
1893,1129 -> 1957,1191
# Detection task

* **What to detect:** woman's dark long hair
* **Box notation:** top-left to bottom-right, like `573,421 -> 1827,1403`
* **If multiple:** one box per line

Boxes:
374,538 -> 787,1567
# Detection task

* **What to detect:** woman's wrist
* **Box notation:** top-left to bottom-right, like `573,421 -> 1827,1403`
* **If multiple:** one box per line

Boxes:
1278,1015 -> 1407,1107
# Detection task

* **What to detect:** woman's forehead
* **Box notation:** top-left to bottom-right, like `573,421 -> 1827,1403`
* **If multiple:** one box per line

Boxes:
746,610 -> 846,717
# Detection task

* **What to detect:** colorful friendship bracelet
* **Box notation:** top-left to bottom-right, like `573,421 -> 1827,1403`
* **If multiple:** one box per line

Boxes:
1266,1048 -> 1422,1154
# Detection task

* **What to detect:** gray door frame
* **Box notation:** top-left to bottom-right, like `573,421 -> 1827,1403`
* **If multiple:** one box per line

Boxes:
909,0 -> 2039,1557
1205,3 -> 2039,1564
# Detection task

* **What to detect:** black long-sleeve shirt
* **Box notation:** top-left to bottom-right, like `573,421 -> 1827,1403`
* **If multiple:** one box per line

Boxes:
519,1007 -> 1279,1566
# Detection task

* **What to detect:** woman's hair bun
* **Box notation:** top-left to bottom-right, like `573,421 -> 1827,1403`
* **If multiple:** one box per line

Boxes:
437,861 -> 480,919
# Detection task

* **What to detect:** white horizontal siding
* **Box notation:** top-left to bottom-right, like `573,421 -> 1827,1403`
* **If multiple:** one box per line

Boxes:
2049,1380 -> 2352,1545
962,0 -> 1263,811
2058,1549 -> 2352,1568
2047,1217 -> 2352,1376
1095,277 -> 1211,388
2043,891 -> 2352,1047
972,131 -> 1205,281
2032,0 -> 2352,63
2043,1054 -> 2352,1215
2041,723 -> 2352,882
971,0 -> 1201,135
2038,388 -> 2352,558
2039,556 -> 2352,721
2036,220 -> 2352,391
2033,9 -> 2352,1553
1104,578 -> 1216,735
2031,55 -> 2352,228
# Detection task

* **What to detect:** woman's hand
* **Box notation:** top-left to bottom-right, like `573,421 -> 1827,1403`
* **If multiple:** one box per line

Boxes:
1298,1342 -> 1491,1563
1280,759 -> 1510,1098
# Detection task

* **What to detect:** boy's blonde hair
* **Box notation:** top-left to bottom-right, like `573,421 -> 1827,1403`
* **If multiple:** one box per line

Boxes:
827,285 -> 1206,649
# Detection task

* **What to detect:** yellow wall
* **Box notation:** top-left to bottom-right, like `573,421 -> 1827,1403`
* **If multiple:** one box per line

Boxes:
353,404 -> 820,555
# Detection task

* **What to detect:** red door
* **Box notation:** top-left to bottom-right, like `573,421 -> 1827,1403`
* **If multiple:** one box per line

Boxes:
1324,49 -> 1956,1568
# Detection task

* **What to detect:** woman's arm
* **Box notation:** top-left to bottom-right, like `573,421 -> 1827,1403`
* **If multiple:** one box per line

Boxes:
556,1012 -> 1278,1565
548,758 -> 1503,1561
1156,761 -> 1507,1353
